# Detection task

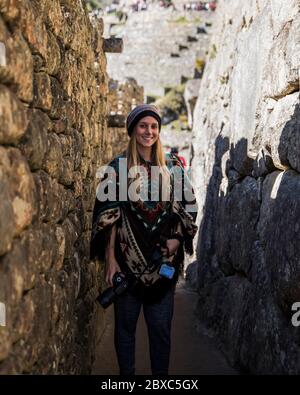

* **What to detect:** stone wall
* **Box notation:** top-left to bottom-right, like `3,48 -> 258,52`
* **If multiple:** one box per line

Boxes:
190,0 -> 300,374
0,0 -> 109,374
107,77 -> 144,159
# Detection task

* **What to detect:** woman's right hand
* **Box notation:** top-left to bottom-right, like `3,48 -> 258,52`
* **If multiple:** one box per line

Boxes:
105,255 -> 121,287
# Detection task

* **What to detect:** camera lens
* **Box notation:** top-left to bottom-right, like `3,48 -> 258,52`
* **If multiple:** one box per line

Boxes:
97,287 -> 115,309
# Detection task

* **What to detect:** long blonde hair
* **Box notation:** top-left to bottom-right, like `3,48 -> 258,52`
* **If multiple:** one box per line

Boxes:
125,131 -> 171,201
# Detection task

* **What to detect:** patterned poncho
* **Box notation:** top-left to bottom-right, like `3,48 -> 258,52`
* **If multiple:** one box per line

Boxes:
90,152 -> 198,302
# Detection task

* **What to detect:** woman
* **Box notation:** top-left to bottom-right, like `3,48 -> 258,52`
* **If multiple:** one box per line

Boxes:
90,104 -> 198,375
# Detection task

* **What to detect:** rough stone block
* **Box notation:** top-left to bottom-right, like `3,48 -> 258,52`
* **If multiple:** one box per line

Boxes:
42,132 -> 63,179
0,18 -> 33,101
108,114 -> 126,128
9,31 -> 33,102
33,170 -> 70,224
0,0 -> 20,23
33,72 -> 52,111
258,170 -> 300,312
18,109 -> 50,170
59,157 -> 74,186
198,276 -> 252,366
62,217 -> 78,259
216,176 -> 260,276
260,92 -> 299,172
0,147 -> 36,237
18,1 -> 61,75
0,148 -> 15,256
262,15 -> 300,99
103,37 -> 123,53
0,84 -> 28,144
50,76 -> 64,119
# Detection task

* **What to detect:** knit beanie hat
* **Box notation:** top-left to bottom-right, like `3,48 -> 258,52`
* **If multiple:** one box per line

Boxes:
126,104 -> 161,136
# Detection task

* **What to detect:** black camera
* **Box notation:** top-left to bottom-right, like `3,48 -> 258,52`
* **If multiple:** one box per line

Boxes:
97,272 -> 130,309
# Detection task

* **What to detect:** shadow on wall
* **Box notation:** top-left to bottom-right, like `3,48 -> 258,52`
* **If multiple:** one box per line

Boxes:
278,103 -> 300,174
194,103 -> 300,374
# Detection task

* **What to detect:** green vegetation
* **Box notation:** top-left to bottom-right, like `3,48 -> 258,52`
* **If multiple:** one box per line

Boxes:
146,95 -> 159,104
168,16 -> 189,24
155,85 -> 184,113
193,16 -> 201,24
168,115 -> 189,131
155,84 -> 188,130
209,43 -> 217,59
219,73 -> 229,84
85,0 -> 118,11
168,15 -> 201,25
85,0 -> 104,11
195,57 -> 206,74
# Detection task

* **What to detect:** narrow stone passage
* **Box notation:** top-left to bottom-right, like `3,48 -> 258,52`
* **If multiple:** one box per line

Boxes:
1,0 -> 298,374
92,277 -> 238,375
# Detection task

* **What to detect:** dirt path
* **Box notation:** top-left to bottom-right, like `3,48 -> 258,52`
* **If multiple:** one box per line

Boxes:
92,278 -> 238,375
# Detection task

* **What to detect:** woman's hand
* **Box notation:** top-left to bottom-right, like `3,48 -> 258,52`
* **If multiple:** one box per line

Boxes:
105,255 -> 121,287
160,239 -> 180,262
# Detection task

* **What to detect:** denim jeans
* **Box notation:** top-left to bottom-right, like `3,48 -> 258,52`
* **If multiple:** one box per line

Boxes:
114,287 -> 175,375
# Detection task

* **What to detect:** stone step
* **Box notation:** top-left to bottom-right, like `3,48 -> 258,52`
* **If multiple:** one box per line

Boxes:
103,5 -> 214,97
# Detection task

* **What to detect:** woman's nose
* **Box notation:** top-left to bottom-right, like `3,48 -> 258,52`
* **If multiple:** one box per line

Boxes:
144,125 -> 151,132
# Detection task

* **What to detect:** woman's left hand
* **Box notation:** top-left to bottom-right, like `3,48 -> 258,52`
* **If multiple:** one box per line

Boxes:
160,239 -> 180,261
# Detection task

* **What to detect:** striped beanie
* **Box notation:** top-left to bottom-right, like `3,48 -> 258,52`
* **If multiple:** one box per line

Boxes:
126,104 -> 161,136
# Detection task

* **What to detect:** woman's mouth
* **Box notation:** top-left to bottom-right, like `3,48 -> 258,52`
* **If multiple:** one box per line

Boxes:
142,136 -> 153,142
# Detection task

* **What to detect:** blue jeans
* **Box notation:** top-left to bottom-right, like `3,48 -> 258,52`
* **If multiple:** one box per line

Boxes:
114,287 -> 175,375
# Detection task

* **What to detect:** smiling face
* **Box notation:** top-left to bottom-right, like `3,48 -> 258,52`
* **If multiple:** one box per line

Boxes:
134,116 -> 159,149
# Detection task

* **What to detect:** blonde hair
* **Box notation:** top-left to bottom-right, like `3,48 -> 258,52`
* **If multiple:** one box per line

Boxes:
125,130 -> 171,201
